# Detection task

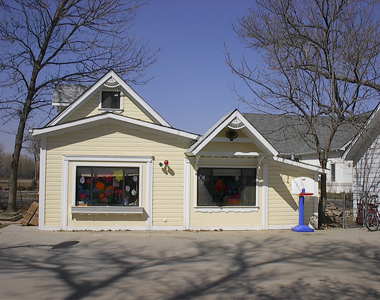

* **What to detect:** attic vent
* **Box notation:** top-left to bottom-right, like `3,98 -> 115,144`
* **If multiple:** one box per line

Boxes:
228,117 -> 245,130
104,77 -> 120,88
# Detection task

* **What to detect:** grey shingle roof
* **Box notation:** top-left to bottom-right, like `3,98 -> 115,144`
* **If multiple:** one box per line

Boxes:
243,113 -> 366,155
52,84 -> 91,106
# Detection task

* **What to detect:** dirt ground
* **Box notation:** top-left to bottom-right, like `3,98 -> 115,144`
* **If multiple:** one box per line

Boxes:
0,225 -> 379,300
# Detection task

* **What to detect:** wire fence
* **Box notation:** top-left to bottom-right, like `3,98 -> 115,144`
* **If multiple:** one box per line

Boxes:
325,193 -> 360,228
0,190 -> 38,210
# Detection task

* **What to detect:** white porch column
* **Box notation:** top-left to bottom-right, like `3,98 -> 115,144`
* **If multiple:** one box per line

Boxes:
262,160 -> 269,230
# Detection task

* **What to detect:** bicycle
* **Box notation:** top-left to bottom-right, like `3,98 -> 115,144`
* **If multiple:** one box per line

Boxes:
366,204 -> 380,231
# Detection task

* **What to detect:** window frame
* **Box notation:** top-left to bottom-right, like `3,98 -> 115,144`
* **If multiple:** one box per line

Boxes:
195,166 -> 259,212
99,89 -> 124,112
331,163 -> 336,182
71,162 -> 143,214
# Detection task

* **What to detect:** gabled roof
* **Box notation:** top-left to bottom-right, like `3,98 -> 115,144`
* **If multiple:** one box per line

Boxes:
33,113 -> 199,141
47,70 -> 171,127
186,109 -> 278,156
244,113 -> 366,156
343,102 -> 380,161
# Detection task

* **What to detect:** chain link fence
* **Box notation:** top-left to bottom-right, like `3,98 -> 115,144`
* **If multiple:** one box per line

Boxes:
325,193 -> 360,228
0,190 -> 38,210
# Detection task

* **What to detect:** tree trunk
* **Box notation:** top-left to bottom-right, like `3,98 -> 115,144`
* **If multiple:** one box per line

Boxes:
318,161 -> 328,229
6,94 -> 33,213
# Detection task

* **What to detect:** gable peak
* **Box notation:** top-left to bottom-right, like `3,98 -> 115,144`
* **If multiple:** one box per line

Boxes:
104,76 -> 120,88
228,117 -> 245,130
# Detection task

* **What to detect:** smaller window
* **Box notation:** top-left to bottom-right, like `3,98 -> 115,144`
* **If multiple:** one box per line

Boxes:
101,91 -> 121,109
331,163 -> 336,182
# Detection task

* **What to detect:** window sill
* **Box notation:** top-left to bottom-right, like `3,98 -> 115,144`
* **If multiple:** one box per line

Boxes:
194,206 -> 259,213
99,108 -> 123,114
71,206 -> 143,215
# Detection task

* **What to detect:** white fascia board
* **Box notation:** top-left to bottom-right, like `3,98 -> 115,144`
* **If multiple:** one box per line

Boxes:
187,110 -> 278,156
110,72 -> 171,127
272,156 -> 325,173
48,70 -> 171,127
343,103 -> 380,160
33,113 -> 199,141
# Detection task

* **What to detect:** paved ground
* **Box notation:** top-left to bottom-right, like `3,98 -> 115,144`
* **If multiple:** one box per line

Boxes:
0,225 -> 380,300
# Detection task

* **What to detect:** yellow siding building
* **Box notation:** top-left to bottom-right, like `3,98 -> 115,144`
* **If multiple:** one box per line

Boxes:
33,70 -> 322,231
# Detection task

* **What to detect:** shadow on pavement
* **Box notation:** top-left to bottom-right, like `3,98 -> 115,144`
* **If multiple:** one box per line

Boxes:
0,231 -> 379,299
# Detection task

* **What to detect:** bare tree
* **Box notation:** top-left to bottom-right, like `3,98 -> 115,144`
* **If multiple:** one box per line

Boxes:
227,0 -> 380,228
25,131 -> 41,182
0,0 -> 158,213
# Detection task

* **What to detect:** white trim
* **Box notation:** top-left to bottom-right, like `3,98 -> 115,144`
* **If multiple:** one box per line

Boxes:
194,207 -> 259,213
314,173 -> 319,215
62,155 -> 152,230
189,226 -> 263,231
65,155 -> 153,162
48,70 -> 171,127
38,137 -> 47,230
194,151 -> 260,157
62,157 -> 69,230
66,226 -> 148,231
272,156 -> 324,173
99,89 -> 124,111
194,165 -> 259,210
71,162 -> 143,209
343,102 -> 380,160
262,160 -> 269,230
187,110 -> 278,156
33,113 -> 198,141
71,206 -> 143,214
184,158 -> 191,230
146,158 -> 153,230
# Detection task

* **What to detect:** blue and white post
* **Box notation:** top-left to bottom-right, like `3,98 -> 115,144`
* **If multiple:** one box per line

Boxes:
292,188 -> 314,232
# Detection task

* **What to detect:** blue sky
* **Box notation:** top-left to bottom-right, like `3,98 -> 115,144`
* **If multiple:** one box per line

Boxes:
131,0 -> 258,134
2,0 -> 257,153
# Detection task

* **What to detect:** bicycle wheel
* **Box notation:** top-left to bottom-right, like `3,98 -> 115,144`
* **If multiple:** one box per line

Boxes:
366,213 -> 380,231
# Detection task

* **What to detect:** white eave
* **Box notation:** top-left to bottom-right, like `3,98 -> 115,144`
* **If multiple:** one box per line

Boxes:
343,102 -> 380,161
33,113 -> 199,141
48,70 -> 171,128
186,109 -> 278,157
272,157 -> 325,173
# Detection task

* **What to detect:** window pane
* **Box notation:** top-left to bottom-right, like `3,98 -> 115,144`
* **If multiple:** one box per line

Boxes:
102,91 -> 120,109
197,168 -> 256,206
197,169 -> 213,205
124,168 -> 139,206
92,167 -> 120,206
241,169 -> 256,206
76,166 -> 140,207
76,167 -> 92,206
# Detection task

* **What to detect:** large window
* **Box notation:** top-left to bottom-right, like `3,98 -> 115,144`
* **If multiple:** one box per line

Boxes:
76,167 -> 139,206
197,168 -> 256,206
101,91 -> 121,109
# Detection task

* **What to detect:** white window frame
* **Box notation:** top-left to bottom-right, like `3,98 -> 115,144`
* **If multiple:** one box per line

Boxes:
62,155 -> 153,230
99,89 -> 124,113
194,165 -> 259,213
72,163 -> 143,214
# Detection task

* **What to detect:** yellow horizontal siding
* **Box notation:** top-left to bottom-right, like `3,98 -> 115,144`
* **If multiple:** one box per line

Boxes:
44,123 -> 189,228
63,90 -> 155,124
268,164 -> 314,226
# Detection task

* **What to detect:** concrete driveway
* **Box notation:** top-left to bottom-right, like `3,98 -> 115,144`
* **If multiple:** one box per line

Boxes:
0,225 -> 379,300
